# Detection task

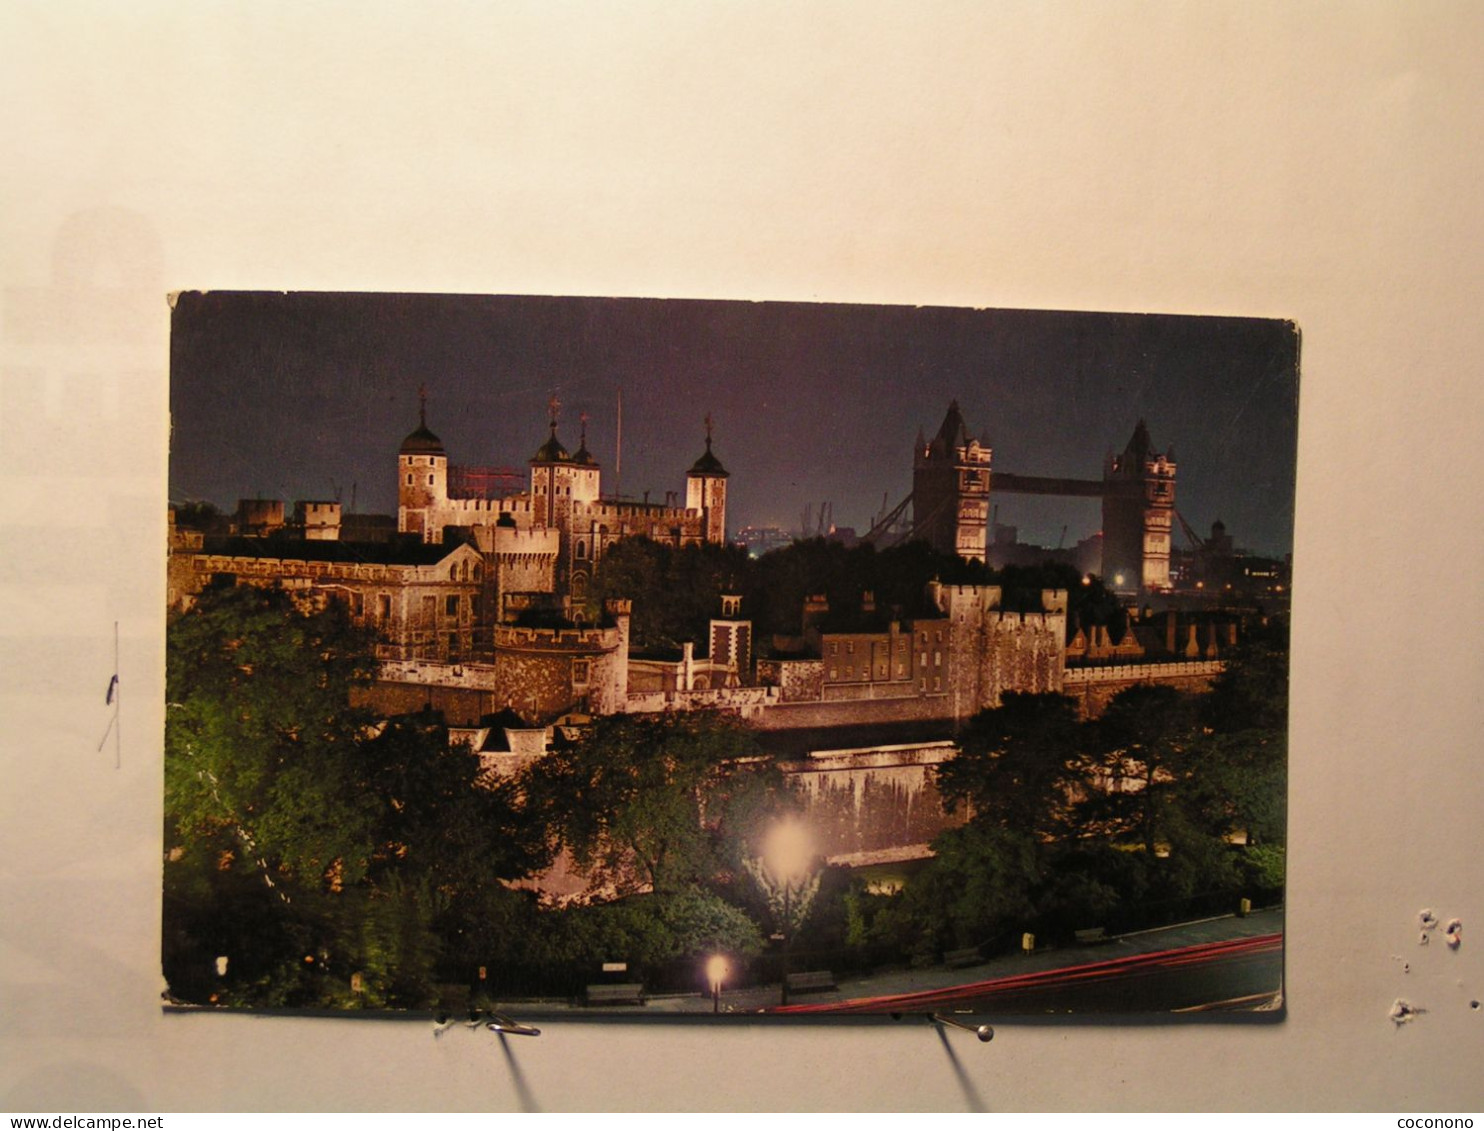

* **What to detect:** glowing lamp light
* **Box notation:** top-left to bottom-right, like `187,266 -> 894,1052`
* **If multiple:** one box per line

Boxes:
706,953 -> 729,1014
764,818 -> 813,885
707,954 -> 728,989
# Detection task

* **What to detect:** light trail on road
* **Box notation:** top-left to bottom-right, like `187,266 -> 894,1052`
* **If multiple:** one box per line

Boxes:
769,932 -> 1283,1015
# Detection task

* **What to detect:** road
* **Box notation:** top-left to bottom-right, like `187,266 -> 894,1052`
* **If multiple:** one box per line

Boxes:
773,930 -> 1283,1015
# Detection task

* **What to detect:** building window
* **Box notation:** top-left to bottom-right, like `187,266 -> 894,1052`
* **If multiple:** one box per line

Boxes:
576,539 -> 588,560
846,641 -> 855,654
933,677 -> 941,691
829,667 -> 837,680
428,474 -> 434,486
573,659 -> 591,685
446,595 -> 459,617
934,650 -> 941,666
377,594 -> 391,622
406,474 -> 413,486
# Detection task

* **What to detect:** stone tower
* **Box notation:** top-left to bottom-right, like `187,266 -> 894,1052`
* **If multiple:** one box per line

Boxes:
912,401 -> 992,563
685,415 -> 729,545
1101,420 -> 1176,592
529,401 -> 600,523
397,394 -> 448,542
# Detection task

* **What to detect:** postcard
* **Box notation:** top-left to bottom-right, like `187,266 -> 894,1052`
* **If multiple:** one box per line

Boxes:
164,292 -> 1295,1017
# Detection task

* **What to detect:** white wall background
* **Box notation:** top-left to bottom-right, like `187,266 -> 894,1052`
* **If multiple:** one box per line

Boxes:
2,2 -> 1480,1112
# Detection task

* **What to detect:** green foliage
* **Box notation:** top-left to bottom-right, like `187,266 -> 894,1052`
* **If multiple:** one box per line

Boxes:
742,855 -> 822,936
936,692 -> 1082,840
871,825 -> 1043,962
1195,617 -> 1289,846
166,584 -> 380,893
1079,683 -> 1202,856
593,533 -> 994,647
885,623 -> 1291,956
522,712 -> 785,895
591,537 -> 750,648
746,538 -> 991,639
1235,843 -> 1286,892
163,584 -> 545,1008
569,887 -> 766,969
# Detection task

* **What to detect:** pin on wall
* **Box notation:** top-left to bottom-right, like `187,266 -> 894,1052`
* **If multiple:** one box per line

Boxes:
890,1012 -> 994,1044
432,1009 -> 540,1038
931,1014 -> 996,1043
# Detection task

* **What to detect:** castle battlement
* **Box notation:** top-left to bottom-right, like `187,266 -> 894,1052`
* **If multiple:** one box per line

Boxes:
493,624 -> 623,652
493,526 -> 560,554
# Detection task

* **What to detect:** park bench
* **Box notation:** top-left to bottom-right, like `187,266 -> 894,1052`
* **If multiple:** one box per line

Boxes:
944,947 -> 983,969
785,970 -> 836,995
584,983 -> 646,1006
1074,927 -> 1108,945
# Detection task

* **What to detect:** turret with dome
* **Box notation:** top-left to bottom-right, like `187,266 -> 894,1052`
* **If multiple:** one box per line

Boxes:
395,390 -> 729,616
397,390 -> 448,539
685,414 -> 729,545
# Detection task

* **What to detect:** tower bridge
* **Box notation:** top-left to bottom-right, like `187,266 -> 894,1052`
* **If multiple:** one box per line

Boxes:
864,403 -> 1176,594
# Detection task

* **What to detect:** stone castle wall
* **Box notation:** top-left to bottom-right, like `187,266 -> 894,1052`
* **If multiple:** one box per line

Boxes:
783,742 -> 963,867
1062,660 -> 1223,717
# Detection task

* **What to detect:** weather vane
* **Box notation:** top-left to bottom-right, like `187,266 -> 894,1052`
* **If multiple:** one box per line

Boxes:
548,394 -> 561,432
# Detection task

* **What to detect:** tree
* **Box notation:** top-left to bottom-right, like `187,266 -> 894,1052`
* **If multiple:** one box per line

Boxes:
935,692 -> 1083,842
871,823 -> 1043,962
163,583 -> 545,1008
521,712 -> 785,897
590,537 -> 749,649
165,584 -> 380,900
1189,617 -> 1290,850
1078,683 -> 1201,858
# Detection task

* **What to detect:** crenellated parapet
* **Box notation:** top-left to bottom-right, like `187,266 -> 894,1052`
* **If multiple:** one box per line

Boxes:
929,581 -> 1068,718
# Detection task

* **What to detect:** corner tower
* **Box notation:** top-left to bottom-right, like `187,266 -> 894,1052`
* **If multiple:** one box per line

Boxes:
912,401 -> 991,562
397,391 -> 448,542
1101,420 -> 1175,592
685,414 -> 729,545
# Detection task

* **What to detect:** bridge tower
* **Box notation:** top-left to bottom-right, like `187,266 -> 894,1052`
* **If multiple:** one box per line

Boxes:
913,401 -> 992,562
1102,420 -> 1176,592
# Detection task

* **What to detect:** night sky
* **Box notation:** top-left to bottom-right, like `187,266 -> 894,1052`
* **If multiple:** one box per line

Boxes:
169,292 -> 1299,556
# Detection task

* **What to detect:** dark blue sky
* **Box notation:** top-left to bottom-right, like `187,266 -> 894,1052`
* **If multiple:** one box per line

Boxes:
169,292 -> 1299,556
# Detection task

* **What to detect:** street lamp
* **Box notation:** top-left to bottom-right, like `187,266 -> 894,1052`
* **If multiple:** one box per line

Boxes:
706,953 -> 729,1014
763,818 -> 814,1006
